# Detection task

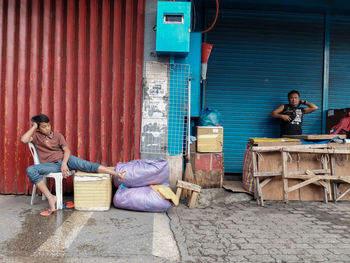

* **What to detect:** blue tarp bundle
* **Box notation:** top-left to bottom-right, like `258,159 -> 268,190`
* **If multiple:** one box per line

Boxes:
299,136 -> 345,145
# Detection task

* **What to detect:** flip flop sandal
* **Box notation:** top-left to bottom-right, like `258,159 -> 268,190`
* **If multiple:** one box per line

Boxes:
65,201 -> 74,209
40,209 -> 57,217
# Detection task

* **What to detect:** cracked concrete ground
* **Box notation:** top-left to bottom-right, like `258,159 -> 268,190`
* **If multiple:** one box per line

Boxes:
2,188 -> 350,262
0,195 -> 177,262
168,188 -> 350,263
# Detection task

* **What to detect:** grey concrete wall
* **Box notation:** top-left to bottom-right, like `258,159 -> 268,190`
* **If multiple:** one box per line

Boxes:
143,0 -> 169,64
142,0 -> 168,162
142,0 -> 183,188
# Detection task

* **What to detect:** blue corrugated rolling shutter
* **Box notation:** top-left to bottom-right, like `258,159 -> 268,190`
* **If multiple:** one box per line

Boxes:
329,16 -> 350,109
204,10 -> 324,173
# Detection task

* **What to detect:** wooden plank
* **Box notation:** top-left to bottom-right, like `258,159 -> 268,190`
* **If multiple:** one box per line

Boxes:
177,180 -> 201,192
287,175 -> 344,181
336,186 -> 350,201
305,176 -> 350,181
283,134 -> 346,140
305,170 -> 316,176
287,176 -> 320,193
338,177 -> 350,184
255,169 -> 330,178
252,144 -> 330,152
285,174 -> 329,190
260,178 -> 273,188
252,141 -> 302,147
285,149 -> 350,154
290,169 -> 330,175
318,181 -> 330,193
286,175 -> 325,180
288,175 -> 350,192
336,184 -> 350,200
306,169 -> 330,202
254,171 -> 282,177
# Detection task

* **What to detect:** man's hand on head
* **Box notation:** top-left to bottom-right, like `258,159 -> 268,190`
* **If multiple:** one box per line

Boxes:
31,121 -> 38,129
21,120 -> 38,143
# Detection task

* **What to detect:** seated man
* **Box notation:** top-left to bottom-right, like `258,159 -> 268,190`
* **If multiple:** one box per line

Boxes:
270,90 -> 318,137
21,114 -> 126,216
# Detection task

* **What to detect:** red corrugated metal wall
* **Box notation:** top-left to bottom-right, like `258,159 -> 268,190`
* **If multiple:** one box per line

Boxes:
0,0 -> 144,194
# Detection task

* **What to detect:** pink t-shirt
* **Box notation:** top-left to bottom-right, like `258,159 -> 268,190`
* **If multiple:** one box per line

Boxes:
32,132 -> 68,163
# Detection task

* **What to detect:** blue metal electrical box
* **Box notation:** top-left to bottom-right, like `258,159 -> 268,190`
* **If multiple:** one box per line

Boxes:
156,1 -> 191,56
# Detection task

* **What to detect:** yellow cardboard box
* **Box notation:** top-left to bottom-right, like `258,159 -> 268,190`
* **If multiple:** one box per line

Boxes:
197,126 -> 223,152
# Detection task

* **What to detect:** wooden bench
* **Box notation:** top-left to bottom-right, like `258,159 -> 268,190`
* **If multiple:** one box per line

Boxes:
176,180 -> 201,208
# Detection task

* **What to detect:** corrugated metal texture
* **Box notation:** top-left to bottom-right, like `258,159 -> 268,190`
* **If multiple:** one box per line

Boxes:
0,0 -> 145,194
329,16 -> 350,109
204,9 -> 324,172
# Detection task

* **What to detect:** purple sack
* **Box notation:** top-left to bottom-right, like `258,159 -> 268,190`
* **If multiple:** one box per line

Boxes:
113,186 -> 173,212
114,159 -> 169,188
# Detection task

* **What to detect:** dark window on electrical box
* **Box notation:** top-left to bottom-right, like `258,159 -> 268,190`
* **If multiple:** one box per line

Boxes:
164,14 -> 184,24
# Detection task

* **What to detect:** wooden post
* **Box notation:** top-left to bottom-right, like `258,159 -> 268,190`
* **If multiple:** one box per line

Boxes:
282,151 -> 289,203
320,155 -> 330,203
330,155 -> 337,201
188,192 -> 199,208
252,152 -> 261,205
176,187 -> 183,200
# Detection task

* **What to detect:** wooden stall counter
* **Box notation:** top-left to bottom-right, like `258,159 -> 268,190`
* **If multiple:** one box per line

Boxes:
242,137 -> 350,206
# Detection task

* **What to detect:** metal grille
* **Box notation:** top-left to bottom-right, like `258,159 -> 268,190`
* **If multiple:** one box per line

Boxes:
141,62 -> 190,156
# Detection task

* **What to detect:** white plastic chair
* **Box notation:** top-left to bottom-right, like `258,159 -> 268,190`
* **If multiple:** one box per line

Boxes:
29,142 -> 74,210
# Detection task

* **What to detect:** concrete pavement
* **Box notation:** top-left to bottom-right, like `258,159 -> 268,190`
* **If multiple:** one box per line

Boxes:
1,189 -> 350,262
0,195 -> 178,263
169,189 -> 350,263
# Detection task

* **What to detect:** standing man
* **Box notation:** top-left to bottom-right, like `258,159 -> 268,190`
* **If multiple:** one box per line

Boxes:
271,90 -> 318,137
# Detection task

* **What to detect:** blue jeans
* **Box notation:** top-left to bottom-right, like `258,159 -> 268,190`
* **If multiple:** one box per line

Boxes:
26,155 -> 101,184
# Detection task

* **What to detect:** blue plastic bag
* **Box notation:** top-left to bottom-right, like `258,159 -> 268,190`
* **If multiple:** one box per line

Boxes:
198,108 -> 220,126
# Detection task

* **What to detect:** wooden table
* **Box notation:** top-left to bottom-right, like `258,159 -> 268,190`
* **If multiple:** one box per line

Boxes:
251,144 -> 350,206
